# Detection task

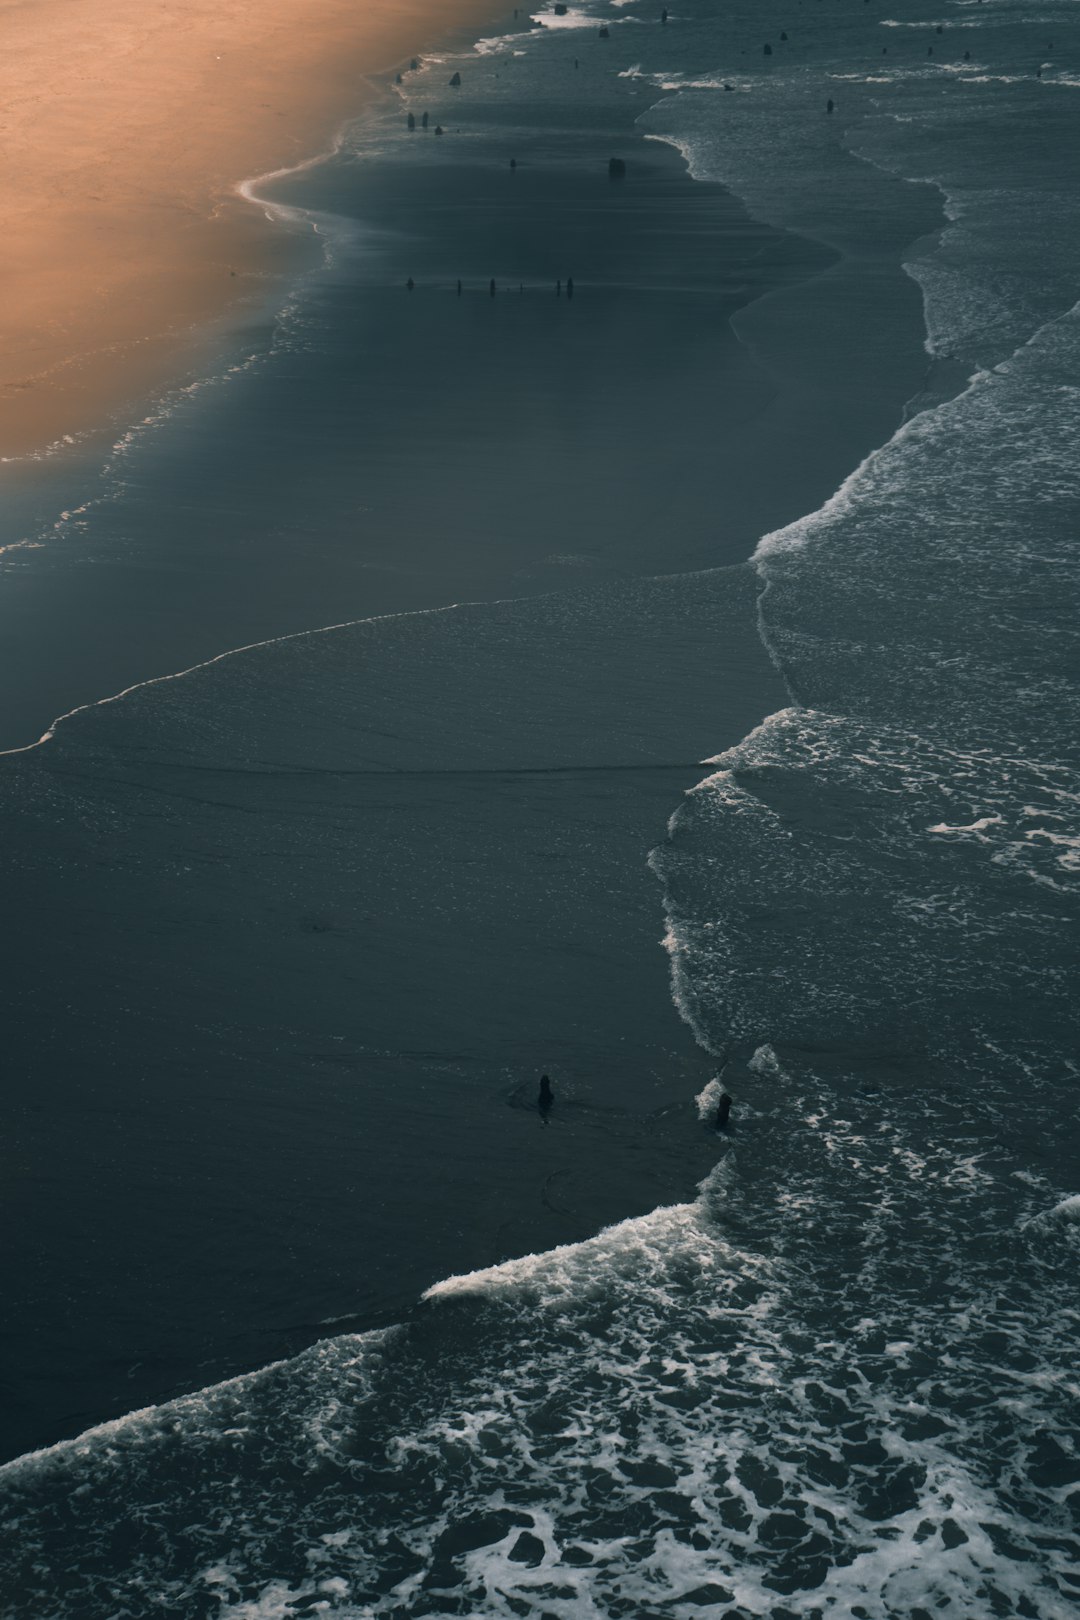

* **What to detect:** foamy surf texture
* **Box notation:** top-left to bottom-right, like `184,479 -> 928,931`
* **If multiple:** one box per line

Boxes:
3,0 -> 1080,1615
2,1100 -> 1077,1617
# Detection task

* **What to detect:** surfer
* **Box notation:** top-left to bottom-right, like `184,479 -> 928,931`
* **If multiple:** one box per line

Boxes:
538,1073 -> 554,1122
714,1092 -> 733,1131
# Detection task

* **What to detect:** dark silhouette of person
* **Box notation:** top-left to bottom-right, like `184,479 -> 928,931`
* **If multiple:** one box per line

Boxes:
539,1074 -> 554,1120
457,279 -> 462,296
714,1092 -> 733,1131
422,111 -> 429,129
566,276 -> 574,299
489,278 -> 497,297
406,277 -> 415,291
407,112 -> 416,130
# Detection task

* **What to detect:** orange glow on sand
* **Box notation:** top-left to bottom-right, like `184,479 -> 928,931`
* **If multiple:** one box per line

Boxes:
0,0 -> 502,457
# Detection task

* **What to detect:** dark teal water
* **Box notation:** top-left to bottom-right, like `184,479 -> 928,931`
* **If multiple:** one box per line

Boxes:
2,1 -> 1079,1615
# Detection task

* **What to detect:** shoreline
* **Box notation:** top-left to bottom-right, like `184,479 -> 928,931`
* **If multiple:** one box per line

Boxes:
0,0 -> 512,460
0,13 -> 944,1464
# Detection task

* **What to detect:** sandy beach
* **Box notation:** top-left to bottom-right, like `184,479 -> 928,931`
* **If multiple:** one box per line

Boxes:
0,0 -> 505,458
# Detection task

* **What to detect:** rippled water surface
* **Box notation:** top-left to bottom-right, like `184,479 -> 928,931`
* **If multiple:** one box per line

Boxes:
2,0 -> 1079,1615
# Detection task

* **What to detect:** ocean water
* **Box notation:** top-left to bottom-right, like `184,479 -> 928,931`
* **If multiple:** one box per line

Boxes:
3,0 -> 1079,1615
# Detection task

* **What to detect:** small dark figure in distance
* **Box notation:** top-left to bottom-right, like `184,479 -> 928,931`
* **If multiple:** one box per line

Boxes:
457,279 -> 462,295
407,112 -> 416,130
410,58 -> 419,70
510,157 -> 517,169
406,277 -> 415,291
598,25 -> 609,38
566,276 -> 574,299
608,156 -> 626,178
435,124 -> 444,134
826,98 -> 834,113
422,111 -> 429,128
661,7 -> 668,22
763,42 -> 772,56
539,1074 -> 554,1119
450,70 -> 462,86
489,277 -> 496,296
556,279 -> 562,296
714,1092 -> 733,1131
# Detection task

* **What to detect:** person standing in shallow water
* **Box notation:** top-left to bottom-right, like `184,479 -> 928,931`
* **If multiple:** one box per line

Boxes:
713,1092 -> 732,1131
538,1074 -> 554,1121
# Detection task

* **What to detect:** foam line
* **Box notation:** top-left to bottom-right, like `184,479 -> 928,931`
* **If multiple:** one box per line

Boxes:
0,600 -> 472,760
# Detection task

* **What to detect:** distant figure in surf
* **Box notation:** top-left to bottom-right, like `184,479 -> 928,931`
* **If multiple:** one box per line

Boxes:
489,278 -> 497,297
406,277 -> 415,291
714,1092 -> 733,1131
538,1074 -> 554,1121
566,276 -> 574,299
457,279 -> 463,296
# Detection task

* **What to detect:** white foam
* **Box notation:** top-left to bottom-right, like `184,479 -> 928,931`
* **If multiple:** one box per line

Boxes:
694,1075 -> 726,1119
531,5 -> 619,31
423,1194 -> 733,1305
1040,1194 -> 1080,1224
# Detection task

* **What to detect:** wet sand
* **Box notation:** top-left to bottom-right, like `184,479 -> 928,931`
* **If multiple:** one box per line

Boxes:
0,0 -> 506,457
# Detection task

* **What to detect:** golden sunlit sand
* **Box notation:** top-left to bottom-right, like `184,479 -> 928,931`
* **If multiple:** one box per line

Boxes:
0,0 -> 502,457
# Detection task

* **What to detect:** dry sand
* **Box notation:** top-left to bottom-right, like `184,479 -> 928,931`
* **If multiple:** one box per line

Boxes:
0,0 -> 504,458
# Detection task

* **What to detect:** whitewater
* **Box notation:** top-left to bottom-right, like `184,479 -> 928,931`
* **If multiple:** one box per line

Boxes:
2,0 -> 1079,1616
